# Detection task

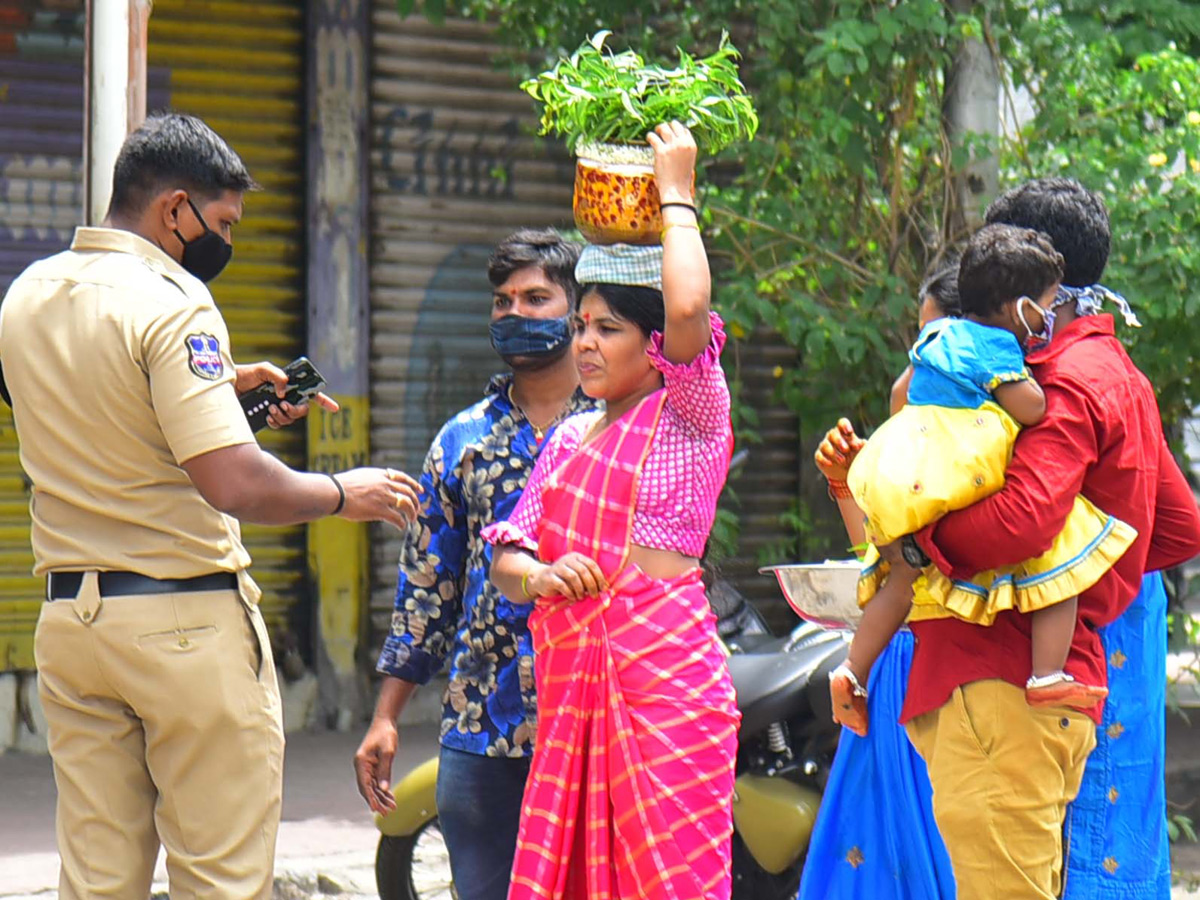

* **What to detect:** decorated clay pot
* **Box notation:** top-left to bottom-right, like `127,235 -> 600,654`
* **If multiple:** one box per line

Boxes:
573,142 -> 662,246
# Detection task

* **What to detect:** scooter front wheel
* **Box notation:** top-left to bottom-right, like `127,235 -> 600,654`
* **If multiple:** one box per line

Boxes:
375,818 -> 456,900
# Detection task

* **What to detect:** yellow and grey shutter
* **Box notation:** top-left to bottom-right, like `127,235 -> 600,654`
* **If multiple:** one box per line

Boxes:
148,0 -> 309,645
0,6 -> 87,669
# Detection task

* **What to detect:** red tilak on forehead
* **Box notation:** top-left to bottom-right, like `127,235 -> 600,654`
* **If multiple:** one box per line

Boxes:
582,312 -> 591,323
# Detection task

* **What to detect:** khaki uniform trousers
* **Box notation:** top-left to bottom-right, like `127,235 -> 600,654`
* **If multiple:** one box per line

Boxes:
906,679 -> 1096,900
34,572 -> 285,899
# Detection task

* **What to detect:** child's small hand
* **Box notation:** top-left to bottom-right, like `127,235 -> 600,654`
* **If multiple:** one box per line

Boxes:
815,418 -> 865,482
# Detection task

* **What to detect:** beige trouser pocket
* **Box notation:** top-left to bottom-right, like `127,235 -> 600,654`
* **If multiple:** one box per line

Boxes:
36,578 -> 285,900
906,679 -> 1096,900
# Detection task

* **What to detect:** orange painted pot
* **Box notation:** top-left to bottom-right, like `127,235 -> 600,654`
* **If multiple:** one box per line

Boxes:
573,142 -> 662,246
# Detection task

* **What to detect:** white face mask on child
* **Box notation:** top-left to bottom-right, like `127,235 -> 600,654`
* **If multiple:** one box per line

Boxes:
1017,296 -> 1055,348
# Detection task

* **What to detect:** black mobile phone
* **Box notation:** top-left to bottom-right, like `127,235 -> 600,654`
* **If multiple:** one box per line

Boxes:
239,356 -> 327,432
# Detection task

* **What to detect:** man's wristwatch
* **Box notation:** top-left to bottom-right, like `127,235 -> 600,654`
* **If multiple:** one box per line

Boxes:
901,534 -> 931,569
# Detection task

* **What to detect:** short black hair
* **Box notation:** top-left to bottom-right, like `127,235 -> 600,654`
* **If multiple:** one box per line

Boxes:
959,224 -> 1065,318
580,283 -> 665,338
985,178 -> 1110,287
919,261 -> 961,317
107,113 -> 257,217
487,229 -> 583,306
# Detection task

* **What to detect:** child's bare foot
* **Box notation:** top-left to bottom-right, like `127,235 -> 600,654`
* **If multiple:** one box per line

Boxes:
830,663 -> 870,736
1025,672 -> 1108,711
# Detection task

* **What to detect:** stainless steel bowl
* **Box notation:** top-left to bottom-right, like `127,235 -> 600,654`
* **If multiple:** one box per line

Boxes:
759,561 -> 863,629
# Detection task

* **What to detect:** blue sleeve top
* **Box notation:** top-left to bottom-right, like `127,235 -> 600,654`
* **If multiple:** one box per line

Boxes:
906,317 -> 1031,410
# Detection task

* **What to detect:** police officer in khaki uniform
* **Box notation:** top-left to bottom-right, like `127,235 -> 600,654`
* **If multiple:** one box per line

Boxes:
0,113 -> 419,899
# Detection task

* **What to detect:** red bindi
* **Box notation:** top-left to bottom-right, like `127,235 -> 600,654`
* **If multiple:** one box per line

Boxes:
582,313 -> 591,323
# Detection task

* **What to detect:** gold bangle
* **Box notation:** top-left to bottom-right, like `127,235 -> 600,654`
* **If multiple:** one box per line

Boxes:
520,569 -> 534,599
661,222 -> 700,241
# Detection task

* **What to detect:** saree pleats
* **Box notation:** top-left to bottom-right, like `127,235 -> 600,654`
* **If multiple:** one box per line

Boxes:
509,567 -> 739,900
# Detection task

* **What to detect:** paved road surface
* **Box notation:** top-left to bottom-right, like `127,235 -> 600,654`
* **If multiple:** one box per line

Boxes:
4,722 -> 1200,899
0,725 -> 441,899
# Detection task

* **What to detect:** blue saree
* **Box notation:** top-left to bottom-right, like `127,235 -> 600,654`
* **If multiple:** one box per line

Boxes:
797,630 -> 955,900
1063,571 -> 1170,900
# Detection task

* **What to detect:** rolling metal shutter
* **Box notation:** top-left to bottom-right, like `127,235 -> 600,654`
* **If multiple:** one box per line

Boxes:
365,4 -> 805,646
0,4 -> 86,669
366,5 -> 573,652
148,0 -> 310,644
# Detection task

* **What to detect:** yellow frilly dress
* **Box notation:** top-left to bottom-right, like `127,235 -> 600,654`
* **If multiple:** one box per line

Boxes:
847,318 -> 1136,626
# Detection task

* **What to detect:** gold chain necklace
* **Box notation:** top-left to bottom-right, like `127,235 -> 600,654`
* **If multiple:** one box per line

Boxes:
508,381 -> 574,441
527,405 -> 569,441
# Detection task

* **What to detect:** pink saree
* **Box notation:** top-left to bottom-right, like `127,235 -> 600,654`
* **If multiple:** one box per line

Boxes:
508,391 -> 740,900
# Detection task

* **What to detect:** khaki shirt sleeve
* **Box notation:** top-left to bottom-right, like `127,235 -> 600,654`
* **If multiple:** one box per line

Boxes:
142,296 -> 255,464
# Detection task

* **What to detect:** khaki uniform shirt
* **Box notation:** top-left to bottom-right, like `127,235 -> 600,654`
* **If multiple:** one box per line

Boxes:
0,227 -> 256,578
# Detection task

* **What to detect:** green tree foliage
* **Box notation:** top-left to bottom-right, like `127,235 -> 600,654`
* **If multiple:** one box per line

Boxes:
999,5 -> 1200,428
400,0 -> 1200,551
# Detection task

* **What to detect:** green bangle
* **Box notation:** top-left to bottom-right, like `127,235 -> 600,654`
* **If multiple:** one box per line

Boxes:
520,570 -> 535,599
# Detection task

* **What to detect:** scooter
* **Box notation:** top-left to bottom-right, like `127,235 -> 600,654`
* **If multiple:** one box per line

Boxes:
373,573 -> 850,900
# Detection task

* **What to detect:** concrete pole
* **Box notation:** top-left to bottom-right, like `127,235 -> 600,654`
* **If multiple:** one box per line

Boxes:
84,0 -> 151,225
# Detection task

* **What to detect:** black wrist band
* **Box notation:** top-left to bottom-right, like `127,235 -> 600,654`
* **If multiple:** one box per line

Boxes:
326,472 -> 346,515
660,202 -> 697,214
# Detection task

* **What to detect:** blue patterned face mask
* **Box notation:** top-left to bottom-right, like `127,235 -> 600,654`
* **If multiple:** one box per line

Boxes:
489,314 -> 573,359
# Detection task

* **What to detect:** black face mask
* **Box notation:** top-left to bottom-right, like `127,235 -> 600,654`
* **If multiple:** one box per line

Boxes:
174,198 -> 233,283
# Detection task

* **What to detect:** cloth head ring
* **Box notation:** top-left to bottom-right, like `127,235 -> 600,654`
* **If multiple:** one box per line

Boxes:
574,243 -> 664,291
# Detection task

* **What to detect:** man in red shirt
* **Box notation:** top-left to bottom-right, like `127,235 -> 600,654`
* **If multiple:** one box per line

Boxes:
888,179 -> 1200,899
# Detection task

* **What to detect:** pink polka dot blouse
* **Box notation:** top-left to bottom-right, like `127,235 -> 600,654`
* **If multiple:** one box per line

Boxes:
485,311 -> 733,559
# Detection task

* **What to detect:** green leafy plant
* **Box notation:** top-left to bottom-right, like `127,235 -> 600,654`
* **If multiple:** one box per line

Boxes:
520,30 -> 758,154
1169,810 -> 1197,843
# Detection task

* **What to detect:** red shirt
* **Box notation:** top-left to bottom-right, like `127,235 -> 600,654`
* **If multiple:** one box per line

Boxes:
906,315 -> 1200,724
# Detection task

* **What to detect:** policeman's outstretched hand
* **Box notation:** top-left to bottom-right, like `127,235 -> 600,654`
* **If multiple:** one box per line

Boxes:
335,467 -> 421,530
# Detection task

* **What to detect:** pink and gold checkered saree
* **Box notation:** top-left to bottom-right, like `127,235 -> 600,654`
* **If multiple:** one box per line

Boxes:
507,391 -> 740,900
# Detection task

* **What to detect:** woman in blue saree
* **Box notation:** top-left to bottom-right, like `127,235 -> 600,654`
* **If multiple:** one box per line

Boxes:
799,270 -> 958,900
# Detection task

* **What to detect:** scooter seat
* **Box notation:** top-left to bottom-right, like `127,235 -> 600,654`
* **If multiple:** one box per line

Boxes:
729,630 -> 847,738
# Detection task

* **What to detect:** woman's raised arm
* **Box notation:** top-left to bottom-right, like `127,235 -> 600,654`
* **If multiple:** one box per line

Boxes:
648,121 -> 711,365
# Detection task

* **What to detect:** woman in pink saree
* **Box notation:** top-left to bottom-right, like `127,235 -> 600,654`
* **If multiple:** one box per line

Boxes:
483,121 -> 739,900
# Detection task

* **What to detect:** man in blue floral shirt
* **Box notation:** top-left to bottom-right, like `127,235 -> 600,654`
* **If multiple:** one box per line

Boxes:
355,229 -> 595,900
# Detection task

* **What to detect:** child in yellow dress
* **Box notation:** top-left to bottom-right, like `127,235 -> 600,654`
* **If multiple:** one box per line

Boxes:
829,224 -> 1136,736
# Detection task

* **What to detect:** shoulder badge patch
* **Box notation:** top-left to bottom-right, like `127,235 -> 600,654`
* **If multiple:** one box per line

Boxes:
185,333 -> 225,380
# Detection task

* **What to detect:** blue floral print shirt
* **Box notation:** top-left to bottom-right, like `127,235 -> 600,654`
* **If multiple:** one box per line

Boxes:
376,374 -> 596,757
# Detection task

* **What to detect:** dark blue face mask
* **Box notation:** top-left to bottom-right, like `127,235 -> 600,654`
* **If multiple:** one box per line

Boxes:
489,314 -> 573,360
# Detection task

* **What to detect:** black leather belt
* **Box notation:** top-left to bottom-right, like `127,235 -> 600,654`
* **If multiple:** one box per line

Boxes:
46,571 -> 238,601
